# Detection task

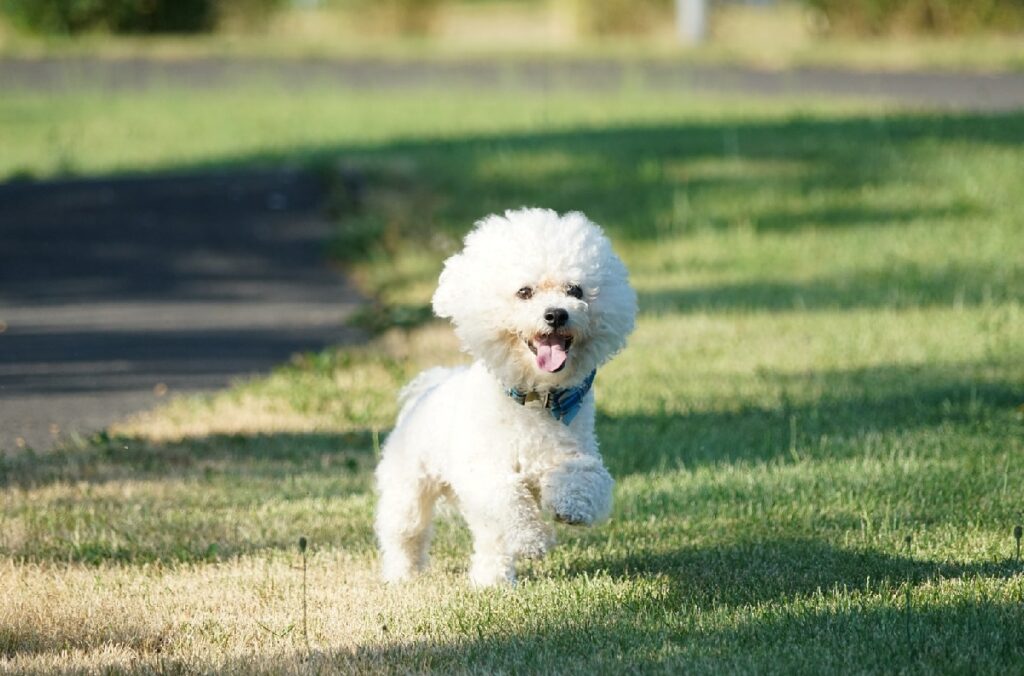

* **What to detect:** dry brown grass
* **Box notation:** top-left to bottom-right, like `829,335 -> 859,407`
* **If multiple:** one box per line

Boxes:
0,553 -> 479,674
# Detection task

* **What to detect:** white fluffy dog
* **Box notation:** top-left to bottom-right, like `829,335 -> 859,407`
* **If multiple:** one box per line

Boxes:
374,208 -> 637,586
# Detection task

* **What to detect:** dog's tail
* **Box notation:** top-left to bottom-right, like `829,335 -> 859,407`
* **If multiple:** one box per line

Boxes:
395,366 -> 459,427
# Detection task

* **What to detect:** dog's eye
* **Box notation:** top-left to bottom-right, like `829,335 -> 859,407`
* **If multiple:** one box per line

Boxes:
565,284 -> 583,299
516,286 -> 533,300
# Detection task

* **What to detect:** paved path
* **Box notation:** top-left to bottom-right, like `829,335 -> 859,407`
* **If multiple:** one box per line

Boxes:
0,171 -> 363,451
2,56 -> 1024,110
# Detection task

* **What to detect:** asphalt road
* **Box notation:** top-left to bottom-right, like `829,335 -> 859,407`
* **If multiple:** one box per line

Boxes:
2,56 -> 1024,110
0,171 -> 363,452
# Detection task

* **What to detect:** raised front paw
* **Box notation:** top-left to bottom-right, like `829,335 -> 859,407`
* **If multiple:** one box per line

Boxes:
554,510 -> 588,526
548,493 -> 601,526
541,462 -> 614,527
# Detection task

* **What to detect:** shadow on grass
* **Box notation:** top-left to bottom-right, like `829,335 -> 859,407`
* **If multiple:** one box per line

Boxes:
558,538 -> 1023,608
750,202 -> 979,232
318,112 -> 1024,334
0,430 -> 378,490
0,171 -> 330,306
321,110 -> 1024,251
0,430 -> 382,564
599,360 -> 1021,477
0,623 -> 171,661
639,262 -> 1024,315
321,593 -> 1024,673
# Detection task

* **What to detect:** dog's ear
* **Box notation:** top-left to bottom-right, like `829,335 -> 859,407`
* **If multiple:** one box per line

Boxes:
432,252 -> 467,320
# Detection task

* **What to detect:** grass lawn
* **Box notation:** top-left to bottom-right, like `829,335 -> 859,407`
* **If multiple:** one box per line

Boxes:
2,78 -> 1024,673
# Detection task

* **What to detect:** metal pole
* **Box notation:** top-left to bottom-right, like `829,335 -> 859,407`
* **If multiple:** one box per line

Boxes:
677,0 -> 708,44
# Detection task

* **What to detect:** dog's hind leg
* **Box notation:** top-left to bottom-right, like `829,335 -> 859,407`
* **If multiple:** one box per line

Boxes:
375,454 -> 440,583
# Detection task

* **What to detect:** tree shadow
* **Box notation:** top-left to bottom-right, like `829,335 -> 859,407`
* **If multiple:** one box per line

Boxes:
598,360 -> 1021,477
751,202 -> 978,233
639,262 -> 1023,315
0,171 -> 331,305
310,109 -> 1024,332
557,538 -> 1022,609
318,110 -> 1024,246
693,596 -> 1024,673
0,429 -> 383,564
0,327 -> 366,398
325,589 -> 1024,674
0,429 -> 378,489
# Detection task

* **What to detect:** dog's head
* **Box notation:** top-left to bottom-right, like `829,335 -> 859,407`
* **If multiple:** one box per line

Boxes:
433,208 -> 637,391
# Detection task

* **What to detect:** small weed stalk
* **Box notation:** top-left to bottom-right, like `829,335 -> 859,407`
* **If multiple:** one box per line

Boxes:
299,536 -> 309,651
788,415 -> 800,462
903,535 -> 913,653
1014,525 -> 1022,563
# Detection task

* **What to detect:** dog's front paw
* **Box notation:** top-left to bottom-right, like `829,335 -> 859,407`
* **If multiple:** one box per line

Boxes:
554,510 -> 588,526
549,494 -> 600,526
541,465 -> 613,527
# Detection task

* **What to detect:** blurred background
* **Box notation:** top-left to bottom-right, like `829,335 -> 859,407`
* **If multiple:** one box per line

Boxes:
2,0 -> 1024,67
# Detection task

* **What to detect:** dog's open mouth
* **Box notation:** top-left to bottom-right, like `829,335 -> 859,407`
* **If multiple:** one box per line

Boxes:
527,333 -> 573,373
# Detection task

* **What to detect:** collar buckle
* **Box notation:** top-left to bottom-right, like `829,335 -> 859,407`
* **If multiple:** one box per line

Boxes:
504,369 -> 596,426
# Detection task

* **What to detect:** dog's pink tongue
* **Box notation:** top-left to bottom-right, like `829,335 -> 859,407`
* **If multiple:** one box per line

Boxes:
536,335 -> 568,372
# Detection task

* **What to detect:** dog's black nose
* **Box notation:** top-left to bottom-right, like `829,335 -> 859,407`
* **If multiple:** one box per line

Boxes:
544,307 -> 569,328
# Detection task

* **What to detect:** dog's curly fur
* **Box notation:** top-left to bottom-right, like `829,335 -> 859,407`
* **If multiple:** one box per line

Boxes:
374,208 -> 637,586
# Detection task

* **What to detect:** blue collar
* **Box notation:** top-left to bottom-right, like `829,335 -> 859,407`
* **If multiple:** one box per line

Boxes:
505,370 -> 596,425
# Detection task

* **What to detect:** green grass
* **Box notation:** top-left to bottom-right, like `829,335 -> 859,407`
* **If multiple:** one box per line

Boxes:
0,85 -> 880,182
2,79 -> 1024,673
